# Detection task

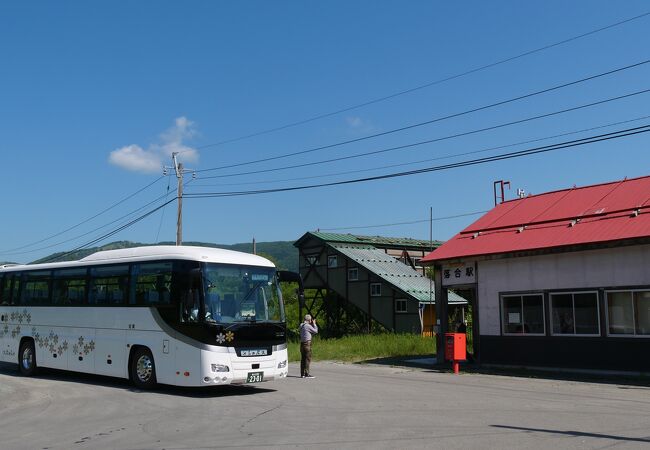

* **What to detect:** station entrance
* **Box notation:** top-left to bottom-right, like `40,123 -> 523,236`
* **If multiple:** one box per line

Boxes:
445,285 -> 478,363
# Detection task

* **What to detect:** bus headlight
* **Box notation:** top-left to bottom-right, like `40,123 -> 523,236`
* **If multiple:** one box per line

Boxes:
277,360 -> 287,369
211,364 -> 230,372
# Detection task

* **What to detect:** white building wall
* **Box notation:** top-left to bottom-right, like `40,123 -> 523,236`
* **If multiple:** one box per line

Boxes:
478,244 -> 650,335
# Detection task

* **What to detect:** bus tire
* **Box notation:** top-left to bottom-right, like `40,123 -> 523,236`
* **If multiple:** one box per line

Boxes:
18,339 -> 37,377
130,347 -> 157,389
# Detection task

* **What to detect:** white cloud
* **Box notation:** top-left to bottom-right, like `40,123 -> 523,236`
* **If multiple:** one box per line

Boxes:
346,116 -> 375,133
346,116 -> 364,128
109,117 -> 199,173
109,144 -> 162,174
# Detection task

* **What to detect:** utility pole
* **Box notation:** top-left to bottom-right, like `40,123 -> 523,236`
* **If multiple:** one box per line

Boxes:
164,153 -> 195,246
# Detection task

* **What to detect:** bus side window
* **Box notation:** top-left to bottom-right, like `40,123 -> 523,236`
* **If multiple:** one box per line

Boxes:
10,276 -> 21,306
134,262 -> 173,306
21,271 -> 51,306
91,265 -> 129,306
0,275 -> 7,305
53,268 -> 88,306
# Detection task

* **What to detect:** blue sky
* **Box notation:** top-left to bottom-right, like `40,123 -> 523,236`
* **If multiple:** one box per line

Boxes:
1,1 -> 649,263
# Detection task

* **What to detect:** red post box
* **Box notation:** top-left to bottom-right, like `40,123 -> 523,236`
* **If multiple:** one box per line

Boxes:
444,333 -> 466,374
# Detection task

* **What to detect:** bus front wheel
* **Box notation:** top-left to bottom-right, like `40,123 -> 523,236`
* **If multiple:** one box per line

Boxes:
18,339 -> 37,376
130,347 -> 157,389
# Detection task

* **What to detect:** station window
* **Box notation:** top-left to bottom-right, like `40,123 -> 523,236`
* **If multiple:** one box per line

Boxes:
606,290 -> 650,336
370,283 -> 382,297
328,255 -> 338,268
550,292 -> 599,335
395,298 -> 407,313
501,293 -> 545,335
305,254 -> 319,266
348,268 -> 359,281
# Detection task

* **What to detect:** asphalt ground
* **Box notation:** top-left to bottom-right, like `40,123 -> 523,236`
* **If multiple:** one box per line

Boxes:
1,360 -> 649,449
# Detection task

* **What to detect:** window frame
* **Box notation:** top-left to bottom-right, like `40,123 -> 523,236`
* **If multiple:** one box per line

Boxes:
605,289 -> 650,338
549,290 -> 600,337
395,298 -> 407,313
348,267 -> 359,281
370,283 -> 382,297
500,292 -> 546,336
327,255 -> 338,269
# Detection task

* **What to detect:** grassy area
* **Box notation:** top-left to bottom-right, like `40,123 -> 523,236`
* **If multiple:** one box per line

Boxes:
288,333 -> 437,363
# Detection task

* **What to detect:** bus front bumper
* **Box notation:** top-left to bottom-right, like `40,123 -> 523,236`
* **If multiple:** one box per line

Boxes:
200,348 -> 289,385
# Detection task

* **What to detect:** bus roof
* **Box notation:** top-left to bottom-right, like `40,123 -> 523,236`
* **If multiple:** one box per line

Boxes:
0,245 -> 276,272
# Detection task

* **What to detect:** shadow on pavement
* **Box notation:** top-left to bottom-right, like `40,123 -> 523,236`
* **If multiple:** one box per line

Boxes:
491,424 -> 650,443
0,361 -> 275,397
354,356 -> 650,387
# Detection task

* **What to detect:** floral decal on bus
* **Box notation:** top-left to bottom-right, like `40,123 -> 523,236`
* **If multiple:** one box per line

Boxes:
72,336 -> 95,356
10,309 -> 31,325
216,331 -> 235,344
31,328 -> 72,356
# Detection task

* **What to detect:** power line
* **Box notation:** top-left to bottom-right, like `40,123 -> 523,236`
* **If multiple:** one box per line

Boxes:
155,176 -> 173,243
1,186 -> 179,259
191,114 -> 650,187
38,198 -> 177,264
318,211 -> 489,232
196,59 -> 650,174
0,176 -> 165,254
1,176 -> 199,261
185,125 -> 650,199
196,11 -> 650,150
196,88 -> 650,181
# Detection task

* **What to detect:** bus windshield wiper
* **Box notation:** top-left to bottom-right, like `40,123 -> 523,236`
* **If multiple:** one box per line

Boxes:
239,281 -> 265,304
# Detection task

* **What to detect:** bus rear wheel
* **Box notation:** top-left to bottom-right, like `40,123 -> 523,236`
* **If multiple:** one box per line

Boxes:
19,339 -> 37,376
130,347 -> 157,389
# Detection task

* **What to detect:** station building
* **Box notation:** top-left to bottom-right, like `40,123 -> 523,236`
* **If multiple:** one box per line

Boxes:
421,175 -> 650,372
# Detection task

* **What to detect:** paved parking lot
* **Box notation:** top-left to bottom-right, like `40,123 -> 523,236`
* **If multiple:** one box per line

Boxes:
1,361 -> 649,449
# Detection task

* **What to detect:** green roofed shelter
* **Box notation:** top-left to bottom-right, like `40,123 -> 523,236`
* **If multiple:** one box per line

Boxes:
294,231 -> 465,335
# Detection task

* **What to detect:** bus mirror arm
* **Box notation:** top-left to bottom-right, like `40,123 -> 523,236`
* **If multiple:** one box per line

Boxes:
276,270 -> 304,296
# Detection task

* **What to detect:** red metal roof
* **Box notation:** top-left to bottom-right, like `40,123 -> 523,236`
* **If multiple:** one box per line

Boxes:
422,175 -> 650,263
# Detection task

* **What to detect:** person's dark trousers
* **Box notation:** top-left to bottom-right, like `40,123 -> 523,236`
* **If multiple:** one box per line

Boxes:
300,341 -> 312,376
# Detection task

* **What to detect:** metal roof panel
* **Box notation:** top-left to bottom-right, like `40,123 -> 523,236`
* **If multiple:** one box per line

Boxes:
306,232 -> 440,249
332,244 -> 465,303
423,175 -> 650,262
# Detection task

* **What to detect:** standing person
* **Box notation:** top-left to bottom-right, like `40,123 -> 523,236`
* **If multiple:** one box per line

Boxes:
299,314 -> 318,378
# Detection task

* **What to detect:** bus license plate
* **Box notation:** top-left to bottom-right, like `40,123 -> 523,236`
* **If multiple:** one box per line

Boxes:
246,371 -> 264,383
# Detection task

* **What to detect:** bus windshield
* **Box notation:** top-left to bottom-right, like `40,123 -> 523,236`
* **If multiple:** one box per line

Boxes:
202,263 -> 284,324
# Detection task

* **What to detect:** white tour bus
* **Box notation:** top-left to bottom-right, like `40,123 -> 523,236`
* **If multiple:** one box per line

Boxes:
0,245 -> 299,388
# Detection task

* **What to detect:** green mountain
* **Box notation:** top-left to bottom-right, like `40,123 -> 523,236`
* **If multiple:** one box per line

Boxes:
30,240 -> 298,272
